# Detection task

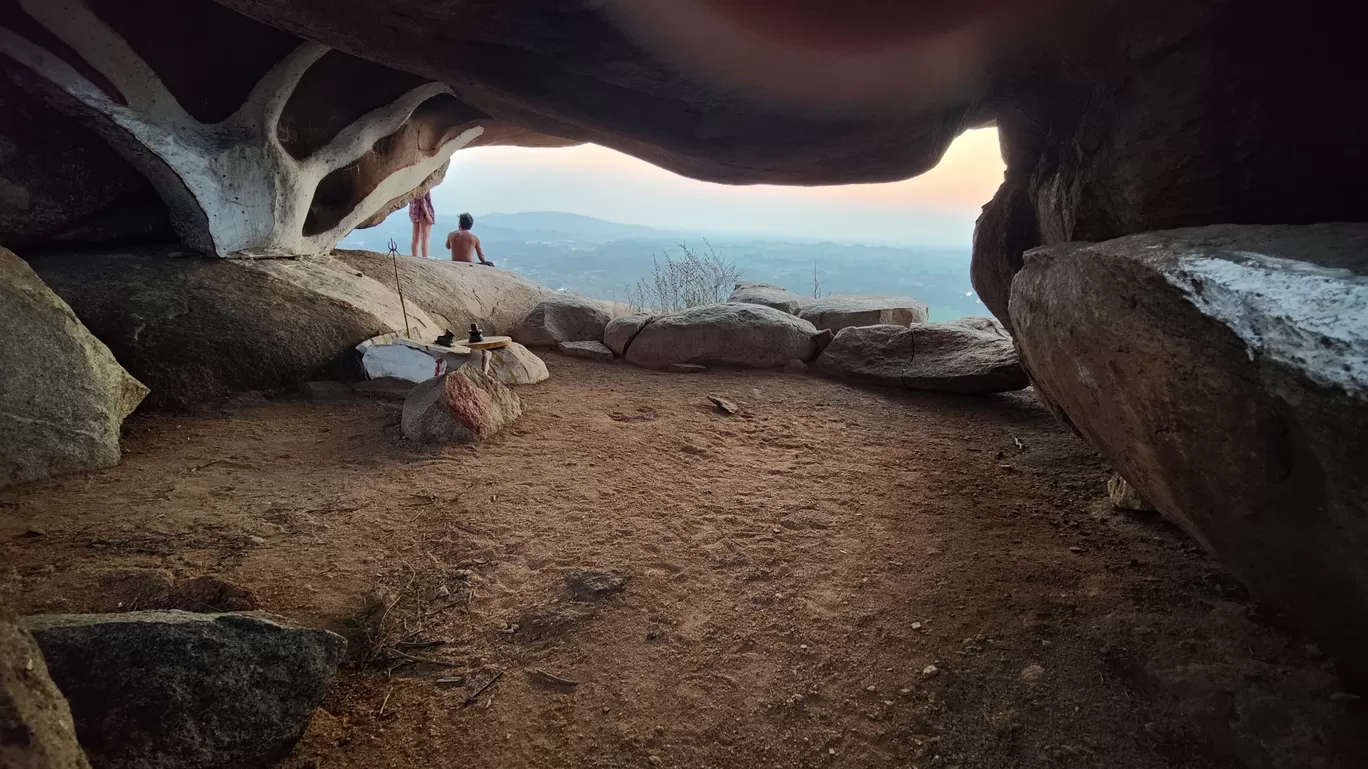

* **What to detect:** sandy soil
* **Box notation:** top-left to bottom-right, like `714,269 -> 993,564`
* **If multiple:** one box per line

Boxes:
2,356 -> 1364,769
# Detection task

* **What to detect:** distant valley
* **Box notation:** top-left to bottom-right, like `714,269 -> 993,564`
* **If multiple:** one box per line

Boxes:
340,211 -> 984,321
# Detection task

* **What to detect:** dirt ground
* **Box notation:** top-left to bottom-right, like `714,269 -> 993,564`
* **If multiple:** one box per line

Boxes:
2,356 -> 1364,769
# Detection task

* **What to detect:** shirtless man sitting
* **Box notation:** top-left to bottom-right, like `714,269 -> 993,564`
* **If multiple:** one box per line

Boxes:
444,213 -> 493,265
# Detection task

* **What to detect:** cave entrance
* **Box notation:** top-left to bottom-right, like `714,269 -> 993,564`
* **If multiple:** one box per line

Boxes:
342,128 -> 1003,322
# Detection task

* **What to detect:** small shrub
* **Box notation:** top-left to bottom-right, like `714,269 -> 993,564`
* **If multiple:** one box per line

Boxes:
625,241 -> 741,312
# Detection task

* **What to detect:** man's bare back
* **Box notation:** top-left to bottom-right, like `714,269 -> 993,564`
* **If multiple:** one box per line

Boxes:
445,214 -> 491,264
445,230 -> 488,263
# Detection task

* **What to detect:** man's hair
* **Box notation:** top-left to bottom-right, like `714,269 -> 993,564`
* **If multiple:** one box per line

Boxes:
458,213 -> 474,230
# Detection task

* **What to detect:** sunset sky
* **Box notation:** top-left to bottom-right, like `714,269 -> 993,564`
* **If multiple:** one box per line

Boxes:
428,127 -> 1004,246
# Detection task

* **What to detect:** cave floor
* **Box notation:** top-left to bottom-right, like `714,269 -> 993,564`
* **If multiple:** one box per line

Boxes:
2,356 -> 1364,769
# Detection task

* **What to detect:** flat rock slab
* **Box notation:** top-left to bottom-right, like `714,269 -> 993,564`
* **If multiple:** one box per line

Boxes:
816,317 -> 1027,394
402,364 -> 523,444
668,363 -> 707,373
558,340 -> 615,362
625,303 -> 822,370
797,295 -> 930,332
1009,223 -> 1368,684
300,380 -> 352,401
22,611 -> 344,769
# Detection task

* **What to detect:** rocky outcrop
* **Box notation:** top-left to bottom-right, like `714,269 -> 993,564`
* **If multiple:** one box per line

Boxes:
27,247 -> 439,409
486,343 -> 550,386
625,303 -> 822,370
816,318 -> 1027,394
603,312 -> 654,357
28,247 -> 560,408
513,295 -> 616,347
797,296 -> 930,332
558,340 -> 615,362
1009,224 -> 1368,684
1,247 -> 147,488
23,611 -> 343,769
727,283 -> 808,315
336,250 -> 554,335
401,365 -> 523,444
1,611 -> 91,769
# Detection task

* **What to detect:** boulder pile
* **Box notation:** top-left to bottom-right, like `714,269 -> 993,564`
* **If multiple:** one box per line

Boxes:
727,283 -> 930,332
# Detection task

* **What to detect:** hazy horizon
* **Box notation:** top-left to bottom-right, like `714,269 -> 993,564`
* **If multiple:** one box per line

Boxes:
421,127 -> 1004,248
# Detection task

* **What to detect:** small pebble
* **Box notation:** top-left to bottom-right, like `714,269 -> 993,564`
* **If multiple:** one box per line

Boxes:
247,535 -> 266,546
911,622 -> 922,631
1069,546 -> 1085,553
866,685 -> 876,692
1020,664 -> 1046,682
923,665 -> 940,678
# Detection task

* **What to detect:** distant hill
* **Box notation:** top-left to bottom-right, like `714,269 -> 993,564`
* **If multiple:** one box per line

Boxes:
476,212 -> 665,242
339,210 -> 984,321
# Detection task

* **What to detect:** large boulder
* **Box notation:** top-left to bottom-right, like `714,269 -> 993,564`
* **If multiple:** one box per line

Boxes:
27,248 -> 559,408
513,294 -> 615,347
797,295 -> 931,332
335,250 -> 554,335
816,318 -> 1028,394
727,283 -> 808,315
401,364 -> 524,444
625,303 -> 822,370
1,248 -> 147,488
603,312 -> 655,357
1,611 -> 91,769
22,611 -> 344,769
1009,224 -> 1368,684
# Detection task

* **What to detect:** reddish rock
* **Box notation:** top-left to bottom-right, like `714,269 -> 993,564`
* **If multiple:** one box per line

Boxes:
401,364 -> 523,444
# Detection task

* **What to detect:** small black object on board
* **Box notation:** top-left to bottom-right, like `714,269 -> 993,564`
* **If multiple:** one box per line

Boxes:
434,330 -> 455,347
467,324 -> 484,344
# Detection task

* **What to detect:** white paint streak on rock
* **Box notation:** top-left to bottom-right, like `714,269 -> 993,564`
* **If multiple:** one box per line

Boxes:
1165,250 -> 1368,395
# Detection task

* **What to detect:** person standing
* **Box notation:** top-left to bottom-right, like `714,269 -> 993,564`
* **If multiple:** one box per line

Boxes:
408,191 -> 435,258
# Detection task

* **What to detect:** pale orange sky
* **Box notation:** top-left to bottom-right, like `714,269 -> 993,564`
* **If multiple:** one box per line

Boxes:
431,127 -> 1004,245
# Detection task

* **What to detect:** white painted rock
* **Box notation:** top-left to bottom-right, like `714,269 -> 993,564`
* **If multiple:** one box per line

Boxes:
727,282 -> 808,315
604,312 -> 654,357
625,303 -> 822,370
356,334 -> 474,383
558,340 -> 615,362
513,294 -> 615,347
486,342 -> 549,385
1,247 -> 148,488
797,295 -> 930,332
401,364 -> 523,444
815,318 -> 1027,393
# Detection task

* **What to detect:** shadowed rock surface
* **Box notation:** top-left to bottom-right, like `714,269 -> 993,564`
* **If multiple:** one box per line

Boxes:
1,247 -> 147,488
26,247 -> 439,409
1010,223 -> 1368,685
22,611 -> 343,769
1,610 -> 91,769
603,312 -> 654,357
